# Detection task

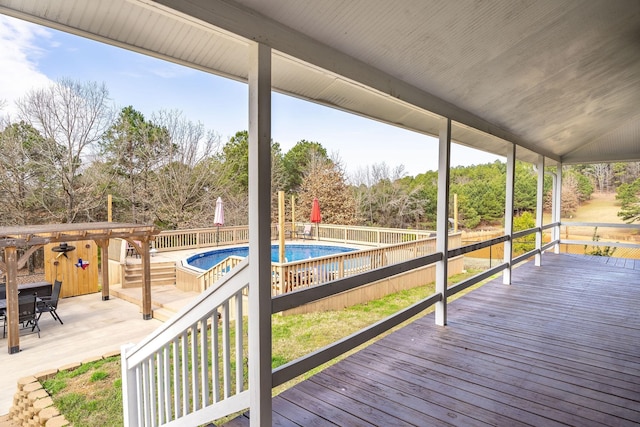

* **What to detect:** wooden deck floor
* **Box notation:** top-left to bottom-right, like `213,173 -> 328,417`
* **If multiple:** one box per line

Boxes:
226,253 -> 640,426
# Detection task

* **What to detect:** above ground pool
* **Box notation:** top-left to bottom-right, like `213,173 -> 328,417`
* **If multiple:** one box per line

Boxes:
186,244 -> 357,270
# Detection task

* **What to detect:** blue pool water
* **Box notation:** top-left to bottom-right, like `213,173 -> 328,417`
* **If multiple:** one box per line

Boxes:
186,244 -> 356,270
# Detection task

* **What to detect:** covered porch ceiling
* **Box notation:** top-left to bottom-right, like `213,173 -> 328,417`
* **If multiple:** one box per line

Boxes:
1,0 -> 639,166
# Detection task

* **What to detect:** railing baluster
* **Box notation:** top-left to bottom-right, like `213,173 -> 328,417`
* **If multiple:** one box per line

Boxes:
180,332 -> 189,416
222,301 -> 231,398
172,337 -> 180,419
156,350 -> 165,425
149,356 -> 157,427
191,324 -> 200,411
163,344 -> 171,422
212,308 -> 220,403
135,366 -> 144,427
200,317 -> 210,408
142,359 -> 151,426
235,291 -> 244,393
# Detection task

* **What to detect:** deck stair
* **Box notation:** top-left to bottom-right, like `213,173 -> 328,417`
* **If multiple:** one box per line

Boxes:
111,283 -> 199,322
122,261 -> 176,288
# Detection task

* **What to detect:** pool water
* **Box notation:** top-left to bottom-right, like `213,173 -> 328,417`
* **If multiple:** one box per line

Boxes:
186,244 -> 356,270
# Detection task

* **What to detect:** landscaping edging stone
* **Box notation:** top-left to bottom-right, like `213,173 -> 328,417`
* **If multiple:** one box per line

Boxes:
7,349 -> 121,427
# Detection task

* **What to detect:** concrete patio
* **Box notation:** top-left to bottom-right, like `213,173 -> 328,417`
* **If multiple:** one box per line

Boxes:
0,290 -> 185,414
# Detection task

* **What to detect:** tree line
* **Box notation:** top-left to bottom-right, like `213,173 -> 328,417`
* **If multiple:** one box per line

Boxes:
2,79 -> 640,230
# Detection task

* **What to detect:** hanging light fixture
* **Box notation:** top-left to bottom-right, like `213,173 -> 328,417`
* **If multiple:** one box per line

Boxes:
51,242 -> 76,258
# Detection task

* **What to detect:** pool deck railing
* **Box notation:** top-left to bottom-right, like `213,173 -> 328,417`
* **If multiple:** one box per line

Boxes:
149,223 -> 437,254
175,234 -> 463,316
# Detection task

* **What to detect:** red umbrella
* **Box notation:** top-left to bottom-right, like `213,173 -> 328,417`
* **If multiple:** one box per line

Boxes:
310,197 -> 321,223
310,198 -> 321,239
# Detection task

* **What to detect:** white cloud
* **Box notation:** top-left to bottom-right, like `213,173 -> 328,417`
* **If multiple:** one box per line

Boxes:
0,15 -> 52,119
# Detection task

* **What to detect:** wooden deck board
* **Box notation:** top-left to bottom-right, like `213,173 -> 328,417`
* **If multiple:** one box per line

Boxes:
224,254 -> 640,426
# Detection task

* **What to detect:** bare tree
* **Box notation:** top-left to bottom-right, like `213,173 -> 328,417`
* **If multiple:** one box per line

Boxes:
350,162 -> 423,228
298,152 -> 358,225
586,163 -> 613,193
17,79 -> 113,222
149,110 -> 224,229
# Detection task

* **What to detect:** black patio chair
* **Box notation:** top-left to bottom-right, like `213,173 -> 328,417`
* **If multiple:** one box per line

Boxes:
3,293 -> 40,338
37,280 -> 63,325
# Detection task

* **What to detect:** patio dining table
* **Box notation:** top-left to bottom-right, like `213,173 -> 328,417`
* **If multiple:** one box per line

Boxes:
0,295 -> 44,312
1,282 -> 51,339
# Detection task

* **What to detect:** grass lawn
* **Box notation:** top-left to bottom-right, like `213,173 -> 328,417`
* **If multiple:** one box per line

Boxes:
42,357 -> 124,427
42,269 -> 486,426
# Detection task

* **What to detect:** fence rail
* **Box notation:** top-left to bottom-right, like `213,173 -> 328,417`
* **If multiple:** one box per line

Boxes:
153,226 -> 251,252
151,223 -> 436,253
269,235 -> 452,295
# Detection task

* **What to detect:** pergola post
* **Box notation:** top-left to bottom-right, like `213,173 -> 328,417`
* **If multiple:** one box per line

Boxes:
95,239 -> 111,300
248,41 -> 273,426
435,117 -> 451,327
503,143 -> 516,285
535,155 -> 545,266
140,238 -> 152,320
5,245 -> 19,354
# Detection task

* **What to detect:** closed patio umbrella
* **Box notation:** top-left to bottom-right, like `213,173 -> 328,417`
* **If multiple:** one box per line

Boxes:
310,197 -> 321,240
214,197 -> 224,245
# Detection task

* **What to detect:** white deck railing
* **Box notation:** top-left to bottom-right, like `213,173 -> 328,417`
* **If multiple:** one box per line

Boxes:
121,259 -> 250,427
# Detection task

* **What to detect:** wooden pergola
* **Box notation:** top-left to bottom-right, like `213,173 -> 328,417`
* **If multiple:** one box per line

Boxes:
0,222 -> 160,354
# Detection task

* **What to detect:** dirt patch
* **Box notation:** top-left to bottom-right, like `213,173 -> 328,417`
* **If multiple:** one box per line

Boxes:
570,192 -> 622,223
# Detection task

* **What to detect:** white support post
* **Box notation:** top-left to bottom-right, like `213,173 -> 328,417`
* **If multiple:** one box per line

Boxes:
248,42 -> 272,427
121,343 -> 137,427
535,155 -> 545,266
503,144 -> 516,285
553,163 -> 562,254
435,117 -> 451,326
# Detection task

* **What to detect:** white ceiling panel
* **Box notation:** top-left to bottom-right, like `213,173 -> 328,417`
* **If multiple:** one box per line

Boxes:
1,0 -> 638,166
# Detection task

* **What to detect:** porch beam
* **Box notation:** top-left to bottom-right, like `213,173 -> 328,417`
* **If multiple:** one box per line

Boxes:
248,41 -> 273,426
503,144 -> 516,285
435,117 -> 451,326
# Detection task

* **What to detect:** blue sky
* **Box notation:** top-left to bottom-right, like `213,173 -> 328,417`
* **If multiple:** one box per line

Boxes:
0,14 -> 501,178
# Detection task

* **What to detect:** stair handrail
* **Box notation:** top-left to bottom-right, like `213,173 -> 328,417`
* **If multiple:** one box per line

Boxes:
121,257 -> 250,426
